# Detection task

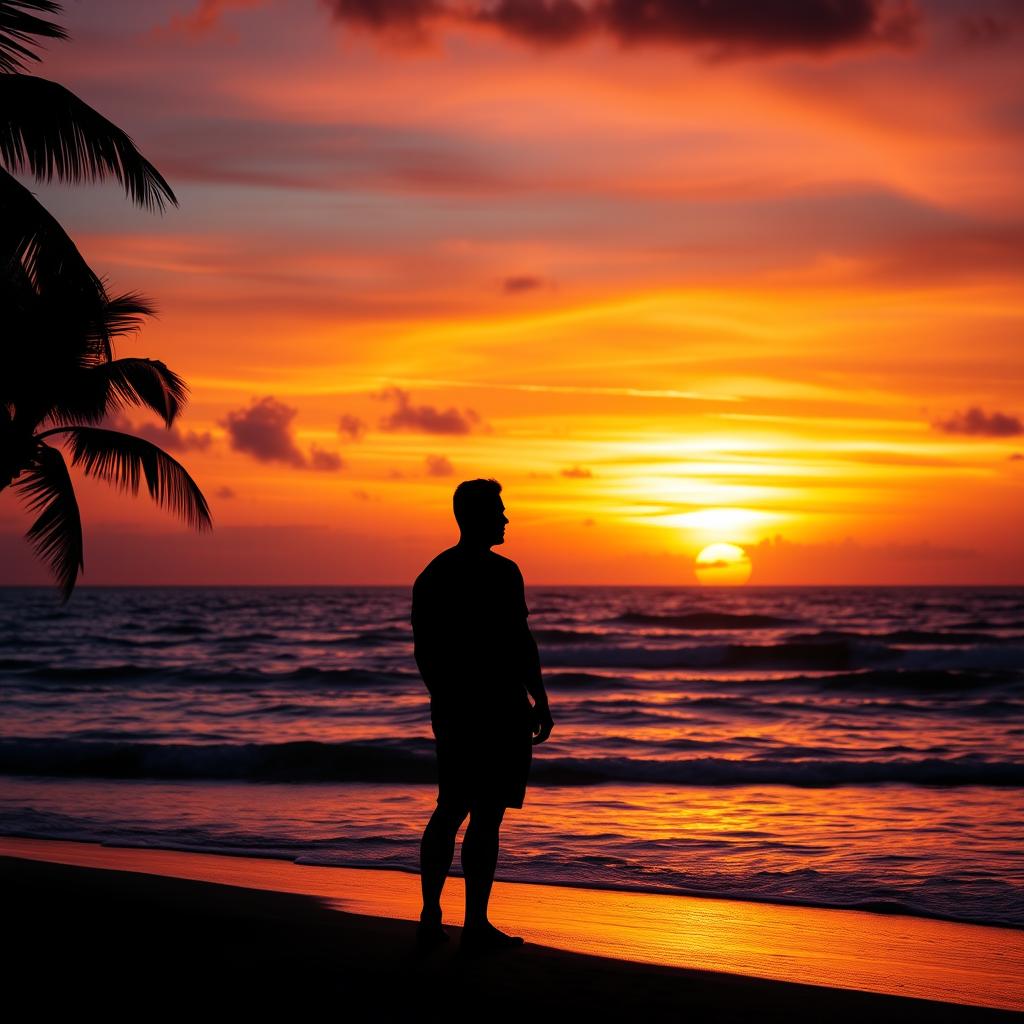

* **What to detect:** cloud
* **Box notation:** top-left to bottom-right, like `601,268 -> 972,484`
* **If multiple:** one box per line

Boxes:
933,406 -> 1023,437
561,465 -> 593,478
221,396 -> 344,469
222,397 -> 306,465
502,275 -> 546,294
376,387 -> 484,434
159,0 -> 267,38
1009,453 -> 1024,462
323,0 -> 919,55
957,12 -> 1016,47
600,0 -> 918,54
309,446 -> 345,471
479,0 -> 591,45
338,414 -> 367,440
154,117 -> 509,196
215,486 -> 236,499
425,454 -> 454,476
326,0 -> 440,36
105,413 -> 212,453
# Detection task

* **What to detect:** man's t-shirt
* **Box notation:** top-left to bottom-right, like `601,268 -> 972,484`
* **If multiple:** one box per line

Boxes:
411,545 -> 532,728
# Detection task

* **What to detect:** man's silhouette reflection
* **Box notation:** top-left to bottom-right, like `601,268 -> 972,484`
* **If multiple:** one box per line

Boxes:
411,478 -> 553,953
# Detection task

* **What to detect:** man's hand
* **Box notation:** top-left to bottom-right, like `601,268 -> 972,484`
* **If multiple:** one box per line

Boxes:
531,703 -> 554,745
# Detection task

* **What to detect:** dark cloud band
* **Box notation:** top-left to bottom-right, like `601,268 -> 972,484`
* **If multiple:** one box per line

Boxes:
324,0 -> 918,54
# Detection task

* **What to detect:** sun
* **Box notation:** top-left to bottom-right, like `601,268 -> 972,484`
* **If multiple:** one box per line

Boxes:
694,543 -> 752,586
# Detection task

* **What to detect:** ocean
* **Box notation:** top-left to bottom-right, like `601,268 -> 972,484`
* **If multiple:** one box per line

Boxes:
1,585 -> 1021,929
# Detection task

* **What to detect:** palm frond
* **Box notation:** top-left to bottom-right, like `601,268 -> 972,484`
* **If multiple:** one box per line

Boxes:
0,1 -> 65,74
44,425 -> 212,531
0,74 -> 177,212
13,438 -> 83,602
100,291 -> 156,338
46,357 -> 189,427
74,291 -> 157,369
0,165 -> 106,299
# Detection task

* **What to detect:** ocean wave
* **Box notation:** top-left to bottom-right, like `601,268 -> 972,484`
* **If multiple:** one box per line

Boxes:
543,667 -> 1022,694
531,629 -> 612,644
1,738 -> 1020,786
611,612 -> 797,629
540,640 -> 881,671
787,629 -> 1018,647
537,625 -> 1018,652
539,639 -> 1024,672
0,664 -> 417,687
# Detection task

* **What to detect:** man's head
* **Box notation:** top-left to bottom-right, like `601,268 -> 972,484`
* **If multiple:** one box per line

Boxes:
453,478 -> 507,547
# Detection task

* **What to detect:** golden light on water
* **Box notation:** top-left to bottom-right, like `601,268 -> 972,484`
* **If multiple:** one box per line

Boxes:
694,543 -> 752,586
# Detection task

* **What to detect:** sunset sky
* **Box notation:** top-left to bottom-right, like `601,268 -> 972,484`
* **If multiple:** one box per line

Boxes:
2,0 -> 1022,585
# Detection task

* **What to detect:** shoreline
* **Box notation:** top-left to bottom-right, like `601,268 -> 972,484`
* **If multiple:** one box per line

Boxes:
3,826 -> 1015,931
2,834 -> 1021,1014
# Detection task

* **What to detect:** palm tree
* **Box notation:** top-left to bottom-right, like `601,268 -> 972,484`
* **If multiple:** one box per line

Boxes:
1,1 -> 211,600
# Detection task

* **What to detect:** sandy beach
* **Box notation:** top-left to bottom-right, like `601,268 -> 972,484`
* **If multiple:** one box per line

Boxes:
3,836 -> 1021,1020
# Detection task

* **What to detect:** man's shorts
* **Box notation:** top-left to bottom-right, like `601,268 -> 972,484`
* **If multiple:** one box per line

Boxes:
431,701 -> 533,810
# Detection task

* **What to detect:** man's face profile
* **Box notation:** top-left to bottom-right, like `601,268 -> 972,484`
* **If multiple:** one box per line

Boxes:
460,495 -> 507,547
487,498 -> 508,547
494,500 -> 508,546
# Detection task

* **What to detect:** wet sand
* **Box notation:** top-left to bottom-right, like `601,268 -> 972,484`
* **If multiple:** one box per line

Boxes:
2,836 -> 1021,1019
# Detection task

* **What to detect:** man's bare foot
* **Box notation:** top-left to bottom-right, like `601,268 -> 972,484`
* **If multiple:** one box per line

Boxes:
459,922 -> 525,954
416,910 -> 450,951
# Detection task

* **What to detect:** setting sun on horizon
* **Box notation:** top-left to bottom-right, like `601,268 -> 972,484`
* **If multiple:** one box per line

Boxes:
694,543 -> 753,586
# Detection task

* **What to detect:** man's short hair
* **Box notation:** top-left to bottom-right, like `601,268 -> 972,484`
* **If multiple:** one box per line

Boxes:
453,478 -> 502,528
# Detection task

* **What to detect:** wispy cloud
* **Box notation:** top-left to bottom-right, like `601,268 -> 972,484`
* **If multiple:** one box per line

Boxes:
105,413 -> 213,453
158,0 -> 267,38
425,454 -> 454,476
385,378 -> 736,403
376,386 -> 485,434
503,274 -> 547,294
338,414 -> 367,440
933,406 -> 1023,437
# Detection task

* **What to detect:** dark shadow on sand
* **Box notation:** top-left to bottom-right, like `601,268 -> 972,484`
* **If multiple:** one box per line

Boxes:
4,856 -> 1016,1022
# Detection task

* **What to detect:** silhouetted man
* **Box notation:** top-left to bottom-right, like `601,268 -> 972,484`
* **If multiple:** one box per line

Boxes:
411,478 -> 553,953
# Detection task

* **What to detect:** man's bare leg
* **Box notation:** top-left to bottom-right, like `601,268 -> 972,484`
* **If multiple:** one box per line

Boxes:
460,804 -> 523,950
419,800 -> 468,944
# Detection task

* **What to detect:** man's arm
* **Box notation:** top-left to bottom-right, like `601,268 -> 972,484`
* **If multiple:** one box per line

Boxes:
514,566 -> 553,744
411,578 -> 446,697
413,633 -> 444,697
520,619 -> 554,744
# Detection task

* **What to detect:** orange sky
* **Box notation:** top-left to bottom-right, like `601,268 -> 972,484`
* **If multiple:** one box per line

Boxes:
2,0 -> 1022,585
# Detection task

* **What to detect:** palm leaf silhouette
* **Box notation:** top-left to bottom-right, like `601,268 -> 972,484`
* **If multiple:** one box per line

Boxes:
38,426 -> 213,531
0,73 -> 177,211
0,1 -> 65,74
96,291 -> 155,340
74,291 -> 157,369
0,165 -> 105,301
46,357 -> 189,427
1,3 -> 210,600
14,438 -> 83,601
